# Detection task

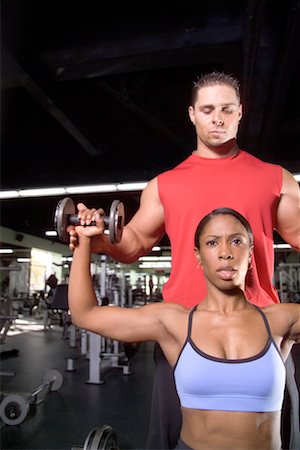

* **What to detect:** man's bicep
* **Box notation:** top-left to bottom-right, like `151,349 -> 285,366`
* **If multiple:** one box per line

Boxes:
127,178 -> 165,248
275,169 -> 300,250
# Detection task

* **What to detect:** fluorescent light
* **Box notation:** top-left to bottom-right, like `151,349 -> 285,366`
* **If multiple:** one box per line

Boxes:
0,249 -> 14,254
17,258 -> 31,262
116,182 -> 148,191
45,231 -> 58,237
66,184 -> 117,194
139,256 -> 172,261
139,262 -> 171,269
294,173 -> 300,182
0,182 -> 148,198
152,246 -> 161,251
0,190 -> 19,199
19,187 -> 66,197
273,243 -> 292,249
0,173 -> 297,200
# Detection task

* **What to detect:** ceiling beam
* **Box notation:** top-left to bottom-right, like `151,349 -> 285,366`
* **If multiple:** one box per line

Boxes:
38,22 -> 242,65
97,79 -> 190,150
51,44 -> 242,82
2,48 -> 102,156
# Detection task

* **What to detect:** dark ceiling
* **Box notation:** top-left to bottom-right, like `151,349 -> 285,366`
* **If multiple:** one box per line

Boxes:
1,0 -> 299,247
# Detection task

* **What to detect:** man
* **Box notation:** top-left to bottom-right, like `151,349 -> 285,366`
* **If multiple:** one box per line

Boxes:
69,72 -> 300,449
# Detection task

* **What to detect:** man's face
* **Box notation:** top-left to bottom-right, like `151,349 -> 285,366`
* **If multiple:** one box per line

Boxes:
189,84 -> 242,150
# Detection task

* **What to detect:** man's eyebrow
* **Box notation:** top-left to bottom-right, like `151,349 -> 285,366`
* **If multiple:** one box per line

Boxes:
200,102 -> 237,109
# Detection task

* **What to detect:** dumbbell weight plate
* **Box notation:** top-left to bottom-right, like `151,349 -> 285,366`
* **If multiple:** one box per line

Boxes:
109,200 -> 124,244
83,427 -> 103,450
54,197 -> 76,243
43,368 -> 64,391
100,428 -> 119,450
0,394 -> 29,425
83,425 -> 119,450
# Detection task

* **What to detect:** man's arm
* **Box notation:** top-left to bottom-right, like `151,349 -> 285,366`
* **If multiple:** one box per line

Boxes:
68,177 -> 165,263
275,168 -> 300,251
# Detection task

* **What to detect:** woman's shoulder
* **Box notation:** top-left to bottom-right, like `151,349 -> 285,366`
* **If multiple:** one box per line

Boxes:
148,301 -> 190,312
144,301 -> 190,320
261,303 -> 300,328
262,303 -> 299,313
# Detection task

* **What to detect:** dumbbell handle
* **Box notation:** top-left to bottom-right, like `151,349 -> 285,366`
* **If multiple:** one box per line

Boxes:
68,214 -> 109,228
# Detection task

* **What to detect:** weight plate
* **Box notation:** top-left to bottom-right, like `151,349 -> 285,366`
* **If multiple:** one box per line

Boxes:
101,428 -> 118,450
83,428 -> 98,450
54,197 -> 76,243
83,425 -> 118,450
43,368 -> 64,392
109,200 -> 124,244
0,394 -> 29,426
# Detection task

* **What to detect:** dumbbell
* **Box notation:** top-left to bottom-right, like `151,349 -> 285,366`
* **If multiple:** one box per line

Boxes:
0,368 -> 63,425
54,197 -> 125,244
72,424 -> 119,450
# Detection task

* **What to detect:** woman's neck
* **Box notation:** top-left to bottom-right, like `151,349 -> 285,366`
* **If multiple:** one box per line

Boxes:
199,286 -> 250,314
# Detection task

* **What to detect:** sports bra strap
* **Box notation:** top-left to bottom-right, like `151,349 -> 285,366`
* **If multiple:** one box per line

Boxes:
253,305 -> 272,338
187,305 -> 198,338
187,304 -> 272,339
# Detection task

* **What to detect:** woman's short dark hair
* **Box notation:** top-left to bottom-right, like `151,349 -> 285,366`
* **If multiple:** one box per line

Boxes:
194,208 -> 253,249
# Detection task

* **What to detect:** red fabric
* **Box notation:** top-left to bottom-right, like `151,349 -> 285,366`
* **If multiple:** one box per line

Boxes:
157,150 -> 282,307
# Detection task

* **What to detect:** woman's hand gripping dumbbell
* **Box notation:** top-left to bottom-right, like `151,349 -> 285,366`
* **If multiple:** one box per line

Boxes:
54,197 -> 125,249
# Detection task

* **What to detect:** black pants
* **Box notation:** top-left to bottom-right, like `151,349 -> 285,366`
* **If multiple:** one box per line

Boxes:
174,438 -> 192,449
146,344 -> 300,450
146,344 -> 181,449
284,354 -> 300,450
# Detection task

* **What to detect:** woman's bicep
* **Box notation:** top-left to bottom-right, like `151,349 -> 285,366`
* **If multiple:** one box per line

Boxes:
77,304 -> 165,343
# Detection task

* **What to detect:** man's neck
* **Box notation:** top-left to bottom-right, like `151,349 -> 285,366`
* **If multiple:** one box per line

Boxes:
194,141 -> 240,159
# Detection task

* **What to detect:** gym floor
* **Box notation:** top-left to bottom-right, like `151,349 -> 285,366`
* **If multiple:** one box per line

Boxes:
0,311 -> 154,450
1,310 -> 300,450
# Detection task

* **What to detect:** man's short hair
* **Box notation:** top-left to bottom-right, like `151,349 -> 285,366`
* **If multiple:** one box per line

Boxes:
191,72 -> 241,106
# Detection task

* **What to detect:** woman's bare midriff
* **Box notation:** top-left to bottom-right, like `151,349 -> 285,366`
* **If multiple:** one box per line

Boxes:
181,408 -> 282,450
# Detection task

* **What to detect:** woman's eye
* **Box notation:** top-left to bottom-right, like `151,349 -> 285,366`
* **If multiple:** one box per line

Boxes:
232,239 -> 242,245
206,240 -> 217,246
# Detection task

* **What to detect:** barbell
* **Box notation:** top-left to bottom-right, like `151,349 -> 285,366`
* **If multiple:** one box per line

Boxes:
72,424 -> 119,450
0,368 -> 63,425
54,197 -> 124,244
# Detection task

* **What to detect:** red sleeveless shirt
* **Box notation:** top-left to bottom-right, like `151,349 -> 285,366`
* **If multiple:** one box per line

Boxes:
157,150 -> 282,307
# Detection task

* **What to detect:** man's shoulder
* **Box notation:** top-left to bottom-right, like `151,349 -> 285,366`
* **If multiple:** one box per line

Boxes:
240,149 -> 281,169
239,151 -> 283,179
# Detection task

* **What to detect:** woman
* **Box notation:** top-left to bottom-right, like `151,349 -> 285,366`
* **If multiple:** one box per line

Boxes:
68,207 -> 300,450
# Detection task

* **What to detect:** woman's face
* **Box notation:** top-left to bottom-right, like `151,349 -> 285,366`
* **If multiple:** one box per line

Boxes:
194,214 -> 252,292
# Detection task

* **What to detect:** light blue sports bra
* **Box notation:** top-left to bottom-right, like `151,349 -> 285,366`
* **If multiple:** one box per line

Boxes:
173,305 -> 286,412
